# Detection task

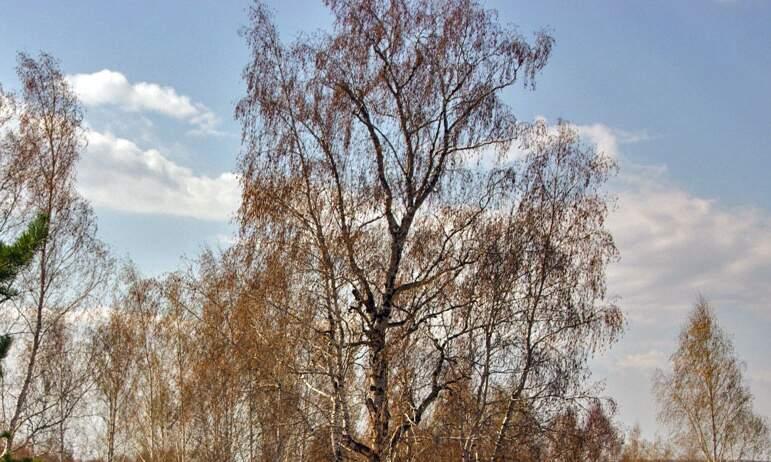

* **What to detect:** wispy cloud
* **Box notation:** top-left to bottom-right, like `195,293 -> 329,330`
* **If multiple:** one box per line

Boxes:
574,122 -> 771,433
618,350 -> 667,370
78,130 -> 239,221
470,119 -> 641,168
608,163 -> 771,322
575,123 -> 650,159
67,70 -> 220,135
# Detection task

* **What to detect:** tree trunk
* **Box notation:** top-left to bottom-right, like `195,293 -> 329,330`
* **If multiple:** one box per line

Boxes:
367,316 -> 389,462
3,244 -> 47,457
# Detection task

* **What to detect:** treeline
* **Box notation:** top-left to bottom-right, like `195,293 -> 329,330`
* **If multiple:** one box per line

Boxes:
0,1 -> 768,461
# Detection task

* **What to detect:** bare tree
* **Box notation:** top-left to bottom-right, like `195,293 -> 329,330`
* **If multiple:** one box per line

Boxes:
0,52 -> 111,457
236,1 -> 620,461
177,248 -> 312,462
18,317 -> 92,462
0,4 -> 634,459
92,282 -> 140,462
122,275 -> 176,462
580,402 -> 623,462
0,85 -> 35,239
654,298 -> 771,462
619,425 -> 676,462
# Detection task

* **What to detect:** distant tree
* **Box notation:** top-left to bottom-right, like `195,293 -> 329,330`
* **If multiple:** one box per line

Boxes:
92,294 -> 138,462
540,402 -> 621,462
653,298 -> 771,462
619,425 -> 675,462
581,402 -> 623,462
619,425 -> 645,462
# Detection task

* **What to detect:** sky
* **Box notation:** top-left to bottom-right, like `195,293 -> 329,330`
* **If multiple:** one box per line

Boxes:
1,0 -> 770,439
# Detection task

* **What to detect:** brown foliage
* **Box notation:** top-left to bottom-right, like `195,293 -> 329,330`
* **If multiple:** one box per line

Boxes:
653,298 -> 770,462
0,52 -> 111,459
0,3 -> 632,462
235,1 -> 620,461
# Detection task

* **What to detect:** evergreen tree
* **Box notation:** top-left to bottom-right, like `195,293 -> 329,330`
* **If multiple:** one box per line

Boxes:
0,214 -> 47,462
0,214 -> 48,305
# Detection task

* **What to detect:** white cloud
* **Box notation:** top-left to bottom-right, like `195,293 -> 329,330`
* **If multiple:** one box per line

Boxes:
618,350 -> 667,370
529,119 -> 648,160
575,123 -> 651,159
425,117 -> 771,325
576,124 -> 771,434
608,163 -> 771,322
460,119 -> 648,170
67,70 -> 219,134
78,130 -> 239,221
575,123 -> 621,159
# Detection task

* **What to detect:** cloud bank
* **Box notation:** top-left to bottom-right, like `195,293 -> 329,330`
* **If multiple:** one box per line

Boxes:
78,131 -> 239,221
608,163 -> 771,323
572,125 -> 771,435
67,70 -> 219,134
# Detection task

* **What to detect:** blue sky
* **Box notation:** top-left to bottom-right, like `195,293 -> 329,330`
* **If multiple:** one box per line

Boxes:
1,0 -> 770,439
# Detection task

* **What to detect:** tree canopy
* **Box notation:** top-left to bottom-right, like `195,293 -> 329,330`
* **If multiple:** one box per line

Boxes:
654,298 -> 770,462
